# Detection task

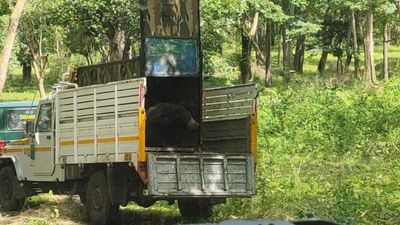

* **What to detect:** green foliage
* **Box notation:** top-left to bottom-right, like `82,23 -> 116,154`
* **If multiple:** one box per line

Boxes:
212,77 -> 400,225
0,11 -> 10,50
0,0 -> 11,16
28,193 -> 57,208
51,0 -> 139,58
26,219 -> 50,225
51,206 -> 60,219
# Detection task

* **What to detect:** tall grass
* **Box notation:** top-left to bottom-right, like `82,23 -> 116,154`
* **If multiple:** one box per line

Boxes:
212,77 -> 400,225
0,92 -> 37,102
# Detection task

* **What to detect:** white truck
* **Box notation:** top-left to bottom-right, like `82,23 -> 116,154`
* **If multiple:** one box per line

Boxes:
0,78 -> 258,224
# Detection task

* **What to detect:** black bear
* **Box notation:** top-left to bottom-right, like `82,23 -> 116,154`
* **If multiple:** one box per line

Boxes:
146,102 -> 199,147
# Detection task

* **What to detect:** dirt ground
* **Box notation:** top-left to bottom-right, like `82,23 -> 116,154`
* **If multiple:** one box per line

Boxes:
0,194 -> 185,225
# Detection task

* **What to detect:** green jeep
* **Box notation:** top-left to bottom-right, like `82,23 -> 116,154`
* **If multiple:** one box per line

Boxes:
0,101 -> 37,143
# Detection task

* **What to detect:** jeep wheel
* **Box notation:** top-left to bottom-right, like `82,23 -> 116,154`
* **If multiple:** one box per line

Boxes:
178,198 -> 212,220
0,166 -> 25,212
85,171 -> 119,225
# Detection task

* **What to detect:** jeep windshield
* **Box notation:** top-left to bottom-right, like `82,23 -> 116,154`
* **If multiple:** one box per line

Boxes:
6,109 -> 36,131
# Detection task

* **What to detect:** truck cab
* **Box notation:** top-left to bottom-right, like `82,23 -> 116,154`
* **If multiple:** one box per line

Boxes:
0,101 -> 37,143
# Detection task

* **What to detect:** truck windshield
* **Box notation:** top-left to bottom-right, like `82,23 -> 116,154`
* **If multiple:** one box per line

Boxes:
6,109 -> 36,131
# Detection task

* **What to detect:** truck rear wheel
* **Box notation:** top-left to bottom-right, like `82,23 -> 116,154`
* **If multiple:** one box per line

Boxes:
178,198 -> 212,220
85,171 -> 119,225
0,166 -> 25,212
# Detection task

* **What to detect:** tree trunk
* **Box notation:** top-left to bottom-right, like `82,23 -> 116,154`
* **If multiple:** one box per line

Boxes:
383,22 -> 389,81
277,26 -> 282,67
240,28 -> 252,84
240,12 -> 259,84
282,24 -> 292,72
293,35 -> 306,73
122,37 -> 132,60
265,20 -> 273,87
318,51 -> 329,75
32,61 -> 46,98
281,1 -> 294,82
109,27 -> 126,62
364,10 -> 376,83
271,23 -> 276,46
0,0 -> 26,93
255,31 -> 265,66
351,10 -> 360,79
337,57 -> 343,76
23,63 -> 31,83
345,20 -> 352,73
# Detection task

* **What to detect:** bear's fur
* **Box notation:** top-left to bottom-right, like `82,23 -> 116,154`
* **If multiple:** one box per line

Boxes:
146,102 -> 199,147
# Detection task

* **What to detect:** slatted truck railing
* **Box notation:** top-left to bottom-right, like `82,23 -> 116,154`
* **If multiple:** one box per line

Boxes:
202,83 -> 258,155
56,79 -> 145,165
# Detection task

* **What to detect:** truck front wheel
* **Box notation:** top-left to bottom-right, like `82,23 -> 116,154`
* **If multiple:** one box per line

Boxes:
178,198 -> 212,220
0,166 -> 25,212
85,171 -> 119,225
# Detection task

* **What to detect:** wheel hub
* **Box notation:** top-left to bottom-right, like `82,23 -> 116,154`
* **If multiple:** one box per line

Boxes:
0,178 -> 12,200
92,186 -> 104,211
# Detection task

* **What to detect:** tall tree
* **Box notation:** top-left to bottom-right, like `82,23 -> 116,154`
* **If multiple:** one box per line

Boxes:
376,1 -> 398,81
265,20 -> 273,87
19,1 -> 56,98
350,9 -> 361,79
54,0 -> 139,63
282,0 -> 294,76
383,21 -> 389,81
240,11 -> 260,84
0,0 -> 26,93
364,10 -> 376,83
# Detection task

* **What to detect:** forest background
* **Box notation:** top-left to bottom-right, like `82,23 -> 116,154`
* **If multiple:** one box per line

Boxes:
1,0 -> 400,225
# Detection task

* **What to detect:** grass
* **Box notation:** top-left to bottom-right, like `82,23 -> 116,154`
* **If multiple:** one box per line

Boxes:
0,195 -> 185,225
0,92 -> 37,102
207,75 -> 400,225
0,193 -> 86,225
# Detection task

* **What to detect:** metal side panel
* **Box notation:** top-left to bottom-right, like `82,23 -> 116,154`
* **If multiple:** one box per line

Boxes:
202,117 -> 251,154
203,83 -> 258,122
147,152 -> 255,197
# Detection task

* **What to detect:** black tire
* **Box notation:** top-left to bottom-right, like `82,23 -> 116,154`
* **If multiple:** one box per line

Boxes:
0,166 -> 25,212
85,171 -> 119,225
79,191 -> 86,204
178,198 -> 212,220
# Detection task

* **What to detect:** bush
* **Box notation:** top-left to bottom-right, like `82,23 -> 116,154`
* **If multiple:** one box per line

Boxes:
214,78 -> 400,225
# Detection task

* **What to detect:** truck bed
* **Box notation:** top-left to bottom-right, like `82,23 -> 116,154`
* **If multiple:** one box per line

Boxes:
55,79 -> 144,164
146,83 -> 258,197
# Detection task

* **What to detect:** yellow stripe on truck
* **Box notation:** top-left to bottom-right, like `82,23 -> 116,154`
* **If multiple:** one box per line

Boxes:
9,138 -> 30,145
5,147 -> 52,153
59,136 -> 140,146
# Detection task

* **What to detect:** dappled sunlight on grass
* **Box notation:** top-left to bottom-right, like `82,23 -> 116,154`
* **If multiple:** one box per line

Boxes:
120,201 -> 182,225
0,92 -> 37,102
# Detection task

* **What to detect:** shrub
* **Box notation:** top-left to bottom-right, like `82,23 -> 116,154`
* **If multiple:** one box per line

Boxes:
214,78 -> 400,225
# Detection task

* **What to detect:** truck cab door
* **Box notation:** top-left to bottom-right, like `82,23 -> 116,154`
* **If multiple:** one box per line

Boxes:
31,102 -> 54,175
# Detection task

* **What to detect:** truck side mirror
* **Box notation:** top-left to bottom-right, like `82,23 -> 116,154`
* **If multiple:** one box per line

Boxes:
25,121 -> 34,137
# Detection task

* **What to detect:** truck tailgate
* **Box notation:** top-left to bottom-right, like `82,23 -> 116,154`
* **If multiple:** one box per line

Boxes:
147,152 -> 255,197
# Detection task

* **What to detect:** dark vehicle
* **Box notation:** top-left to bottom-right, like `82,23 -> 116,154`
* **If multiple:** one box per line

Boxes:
0,101 -> 37,142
